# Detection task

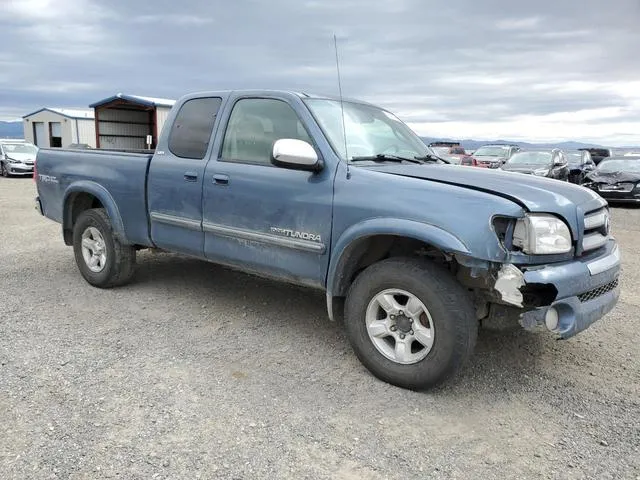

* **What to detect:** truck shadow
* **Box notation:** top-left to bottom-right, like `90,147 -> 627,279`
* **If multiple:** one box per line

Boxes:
133,252 -> 566,396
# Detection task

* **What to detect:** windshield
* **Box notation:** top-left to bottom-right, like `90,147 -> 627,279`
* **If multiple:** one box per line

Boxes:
303,99 -> 429,161
596,159 -> 640,173
474,146 -> 510,157
2,143 -> 37,155
566,152 -> 584,165
506,152 -> 552,166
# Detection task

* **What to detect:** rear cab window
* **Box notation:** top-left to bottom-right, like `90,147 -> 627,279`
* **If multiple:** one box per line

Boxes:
168,97 -> 222,159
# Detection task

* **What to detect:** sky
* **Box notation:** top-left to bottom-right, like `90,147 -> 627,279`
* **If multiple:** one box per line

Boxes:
1,0 -> 639,146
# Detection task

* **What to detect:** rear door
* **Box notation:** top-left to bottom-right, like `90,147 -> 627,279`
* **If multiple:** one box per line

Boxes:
147,97 -> 222,256
201,95 -> 334,288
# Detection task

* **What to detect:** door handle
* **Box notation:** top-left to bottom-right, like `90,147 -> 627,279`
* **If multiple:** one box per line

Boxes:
184,171 -> 198,182
212,174 -> 229,185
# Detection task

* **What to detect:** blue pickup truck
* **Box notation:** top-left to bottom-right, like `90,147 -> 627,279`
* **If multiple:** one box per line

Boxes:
34,90 -> 621,390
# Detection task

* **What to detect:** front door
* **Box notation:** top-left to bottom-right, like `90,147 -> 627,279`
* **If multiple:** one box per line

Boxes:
147,97 -> 222,256
551,152 -> 569,180
202,96 -> 334,288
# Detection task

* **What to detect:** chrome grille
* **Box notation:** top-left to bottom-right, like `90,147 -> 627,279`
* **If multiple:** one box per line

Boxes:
578,278 -> 618,303
582,208 -> 609,254
583,232 -> 608,251
598,183 -> 634,193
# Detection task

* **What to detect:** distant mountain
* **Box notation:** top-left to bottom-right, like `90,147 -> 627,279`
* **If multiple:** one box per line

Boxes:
419,136 -> 613,151
0,121 -> 23,139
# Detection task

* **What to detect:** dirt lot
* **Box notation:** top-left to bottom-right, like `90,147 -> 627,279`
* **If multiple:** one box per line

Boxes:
0,177 -> 638,479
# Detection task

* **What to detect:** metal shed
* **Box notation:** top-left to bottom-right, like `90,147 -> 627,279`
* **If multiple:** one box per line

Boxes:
89,94 -> 175,150
22,108 -> 95,148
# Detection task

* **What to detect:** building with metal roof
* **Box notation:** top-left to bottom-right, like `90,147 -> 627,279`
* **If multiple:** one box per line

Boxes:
89,93 -> 176,150
22,107 -> 96,148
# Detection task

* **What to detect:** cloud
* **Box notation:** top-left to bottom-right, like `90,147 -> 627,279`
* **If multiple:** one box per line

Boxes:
130,14 -> 214,26
0,0 -> 638,146
496,16 -> 541,30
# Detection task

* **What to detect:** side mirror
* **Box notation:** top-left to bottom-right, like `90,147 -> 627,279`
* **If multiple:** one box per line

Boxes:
271,139 -> 322,172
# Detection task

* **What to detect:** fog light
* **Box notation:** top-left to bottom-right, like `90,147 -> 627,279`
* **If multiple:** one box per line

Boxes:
545,307 -> 559,331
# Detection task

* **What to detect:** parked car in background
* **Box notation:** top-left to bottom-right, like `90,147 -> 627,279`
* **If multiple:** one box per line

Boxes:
500,149 -> 569,180
0,140 -> 38,177
566,150 -> 596,184
34,89 -> 620,390
470,144 -> 520,168
428,143 -> 473,165
578,147 -> 612,165
582,155 -> 640,203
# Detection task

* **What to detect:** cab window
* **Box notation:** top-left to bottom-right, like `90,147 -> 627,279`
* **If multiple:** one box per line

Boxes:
221,98 -> 312,165
168,97 -> 222,159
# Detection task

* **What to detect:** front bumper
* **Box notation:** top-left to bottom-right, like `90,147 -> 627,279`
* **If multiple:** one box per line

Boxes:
586,185 -> 640,203
7,163 -> 34,175
477,161 -> 502,168
602,195 -> 640,204
519,240 -> 621,339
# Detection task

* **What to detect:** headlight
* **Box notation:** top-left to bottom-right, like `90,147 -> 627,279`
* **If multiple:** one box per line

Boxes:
6,157 -> 20,164
533,168 -> 549,176
513,214 -> 572,254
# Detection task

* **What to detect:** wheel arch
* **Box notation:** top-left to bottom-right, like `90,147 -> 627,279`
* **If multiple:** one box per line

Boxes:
62,181 -> 128,246
325,218 -> 471,321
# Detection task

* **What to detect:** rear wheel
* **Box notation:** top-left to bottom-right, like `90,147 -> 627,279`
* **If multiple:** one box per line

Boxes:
344,257 -> 477,390
72,208 -> 136,288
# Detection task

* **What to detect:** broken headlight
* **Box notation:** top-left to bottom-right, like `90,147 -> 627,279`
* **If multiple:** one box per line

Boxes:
513,214 -> 572,254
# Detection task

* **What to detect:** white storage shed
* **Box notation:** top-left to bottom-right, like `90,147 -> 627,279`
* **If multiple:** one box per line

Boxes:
22,108 -> 96,148
89,94 -> 175,150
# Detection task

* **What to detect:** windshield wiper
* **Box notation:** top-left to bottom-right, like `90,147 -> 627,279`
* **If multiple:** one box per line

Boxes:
415,153 -> 450,164
350,154 -> 424,165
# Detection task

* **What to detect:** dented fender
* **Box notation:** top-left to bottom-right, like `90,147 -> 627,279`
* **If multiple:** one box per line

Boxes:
326,217 -> 471,297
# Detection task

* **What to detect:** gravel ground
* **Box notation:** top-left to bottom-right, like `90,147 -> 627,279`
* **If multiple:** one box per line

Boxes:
1,177 -> 638,480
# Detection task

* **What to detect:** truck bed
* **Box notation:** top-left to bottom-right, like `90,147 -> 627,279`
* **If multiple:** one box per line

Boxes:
35,148 -> 154,247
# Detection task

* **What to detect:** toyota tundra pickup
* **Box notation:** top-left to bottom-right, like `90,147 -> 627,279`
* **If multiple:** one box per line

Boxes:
34,90 -> 621,390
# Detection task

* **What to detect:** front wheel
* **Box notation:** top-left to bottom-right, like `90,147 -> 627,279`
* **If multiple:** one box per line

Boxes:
72,208 -> 136,288
344,257 -> 477,390
1,162 -> 9,177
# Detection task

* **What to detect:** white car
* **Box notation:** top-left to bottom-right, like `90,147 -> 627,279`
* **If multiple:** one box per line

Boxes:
0,140 -> 38,177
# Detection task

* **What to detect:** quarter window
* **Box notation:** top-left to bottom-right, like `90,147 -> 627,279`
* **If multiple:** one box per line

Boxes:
221,98 -> 312,165
168,97 -> 222,159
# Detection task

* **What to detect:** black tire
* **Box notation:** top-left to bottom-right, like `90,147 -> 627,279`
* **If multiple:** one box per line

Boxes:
344,257 -> 477,390
72,208 -> 136,288
1,162 -> 9,178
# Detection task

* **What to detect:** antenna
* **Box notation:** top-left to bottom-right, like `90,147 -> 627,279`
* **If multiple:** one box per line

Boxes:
333,34 -> 350,178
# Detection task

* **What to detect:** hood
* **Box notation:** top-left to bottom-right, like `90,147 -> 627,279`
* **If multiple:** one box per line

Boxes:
363,163 -> 604,214
501,164 -> 547,174
585,170 -> 640,184
474,154 -> 506,159
5,152 -> 36,162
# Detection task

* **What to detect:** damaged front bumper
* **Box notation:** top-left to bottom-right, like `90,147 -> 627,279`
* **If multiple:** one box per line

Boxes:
517,240 -> 621,339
